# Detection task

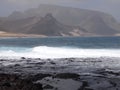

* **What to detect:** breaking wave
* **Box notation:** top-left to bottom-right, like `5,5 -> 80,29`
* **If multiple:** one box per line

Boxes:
0,46 -> 120,59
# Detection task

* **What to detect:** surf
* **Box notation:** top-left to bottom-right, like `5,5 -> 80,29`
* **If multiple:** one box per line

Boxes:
0,46 -> 120,59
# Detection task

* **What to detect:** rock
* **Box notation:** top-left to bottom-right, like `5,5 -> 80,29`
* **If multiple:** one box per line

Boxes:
21,57 -> 26,59
35,62 -> 46,65
55,73 -> 80,79
106,71 -> 120,76
50,61 -> 56,65
78,81 -> 89,90
84,87 -> 94,90
14,64 -> 20,67
43,84 -> 54,89
31,83 -> 43,90
110,81 -> 117,87
0,59 -> 5,61
2,82 -> 11,87
28,74 -> 52,81
0,73 -> 43,90
95,69 -> 120,76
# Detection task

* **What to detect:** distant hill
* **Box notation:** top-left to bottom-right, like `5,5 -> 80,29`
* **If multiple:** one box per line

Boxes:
0,27 -> 6,32
0,20 -> 7,32
1,4 -> 120,36
2,16 -> 42,33
2,14 -> 88,36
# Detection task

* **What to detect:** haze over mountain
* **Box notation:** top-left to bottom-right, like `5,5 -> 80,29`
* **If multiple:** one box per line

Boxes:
0,4 -> 120,37
2,13 -> 88,36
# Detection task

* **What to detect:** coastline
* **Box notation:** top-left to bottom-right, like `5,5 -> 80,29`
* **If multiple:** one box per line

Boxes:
0,36 -> 119,90
0,32 -> 47,38
0,57 -> 120,90
0,32 -> 120,38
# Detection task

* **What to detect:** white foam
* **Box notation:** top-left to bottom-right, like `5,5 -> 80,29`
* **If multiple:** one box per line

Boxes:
0,46 -> 120,59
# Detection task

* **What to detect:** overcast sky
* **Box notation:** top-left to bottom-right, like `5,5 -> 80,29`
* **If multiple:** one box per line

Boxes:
0,0 -> 120,21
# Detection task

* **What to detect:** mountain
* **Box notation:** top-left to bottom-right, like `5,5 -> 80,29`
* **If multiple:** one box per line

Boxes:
1,4 -> 120,36
28,14 -> 89,36
2,16 -> 42,33
79,15 -> 119,35
2,14 -> 88,36
0,20 -> 7,32
0,26 -> 6,32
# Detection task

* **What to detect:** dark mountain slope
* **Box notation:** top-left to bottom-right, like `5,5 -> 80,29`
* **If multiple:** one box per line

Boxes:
2,16 -> 41,33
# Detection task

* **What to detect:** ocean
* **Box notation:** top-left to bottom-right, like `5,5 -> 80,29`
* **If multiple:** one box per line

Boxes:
1,37 -> 120,90
0,36 -> 120,59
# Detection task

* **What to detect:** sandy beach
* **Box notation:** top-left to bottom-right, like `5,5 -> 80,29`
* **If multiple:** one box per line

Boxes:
0,32 -> 46,38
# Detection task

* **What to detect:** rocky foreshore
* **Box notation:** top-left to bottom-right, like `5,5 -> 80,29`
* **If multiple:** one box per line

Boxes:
0,57 -> 120,90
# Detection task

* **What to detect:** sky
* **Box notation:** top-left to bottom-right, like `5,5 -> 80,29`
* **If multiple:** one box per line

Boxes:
0,0 -> 120,21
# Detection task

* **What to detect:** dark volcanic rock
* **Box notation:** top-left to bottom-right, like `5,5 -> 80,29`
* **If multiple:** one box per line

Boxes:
14,64 -> 21,67
94,69 -> 120,76
30,83 -> 43,90
0,73 -> 43,90
28,73 -> 52,81
35,62 -> 46,65
49,61 -> 56,65
55,73 -> 80,79
78,81 -> 89,90
43,84 -> 54,89
2,82 -> 11,87
21,57 -> 26,59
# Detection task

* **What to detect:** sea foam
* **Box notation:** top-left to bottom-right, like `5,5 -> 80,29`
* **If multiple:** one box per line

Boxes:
0,46 -> 119,59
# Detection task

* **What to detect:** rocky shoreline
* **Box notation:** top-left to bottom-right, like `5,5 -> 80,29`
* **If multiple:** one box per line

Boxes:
0,57 -> 120,90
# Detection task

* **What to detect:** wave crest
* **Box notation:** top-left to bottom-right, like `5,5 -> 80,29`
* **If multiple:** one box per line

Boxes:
0,46 -> 119,59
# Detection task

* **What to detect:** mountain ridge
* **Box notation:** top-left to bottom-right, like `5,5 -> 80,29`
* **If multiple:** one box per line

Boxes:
0,4 -> 120,37
1,13 -> 88,36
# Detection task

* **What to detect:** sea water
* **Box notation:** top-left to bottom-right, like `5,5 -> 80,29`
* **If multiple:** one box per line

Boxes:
0,36 -> 120,59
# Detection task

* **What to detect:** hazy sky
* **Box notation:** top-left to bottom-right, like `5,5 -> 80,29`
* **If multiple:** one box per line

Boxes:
0,0 -> 120,21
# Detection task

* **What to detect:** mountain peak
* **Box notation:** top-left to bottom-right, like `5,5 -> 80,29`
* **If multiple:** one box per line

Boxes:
38,13 -> 57,25
43,13 -> 56,21
45,13 -> 53,18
